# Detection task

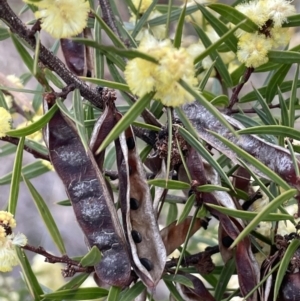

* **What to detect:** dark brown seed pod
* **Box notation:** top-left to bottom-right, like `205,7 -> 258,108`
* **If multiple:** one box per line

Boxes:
126,137 -> 135,150
280,273 -> 300,301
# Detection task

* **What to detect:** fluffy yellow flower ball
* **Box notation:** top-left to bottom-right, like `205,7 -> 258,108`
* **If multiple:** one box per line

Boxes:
0,107 -> 12,138
24,0 -> 90,39
124,34 -> 197,107
132,0 -> 152,14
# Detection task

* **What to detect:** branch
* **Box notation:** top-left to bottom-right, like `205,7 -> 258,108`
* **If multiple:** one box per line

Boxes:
0,0 -> 104,109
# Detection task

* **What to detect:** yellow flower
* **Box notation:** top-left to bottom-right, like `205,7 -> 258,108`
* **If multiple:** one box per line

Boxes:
124,34 -> 197,107
132,0 -> 152,14
237,33 -> 273,68
41,159 -> 54,171
264,0 -> 296,28
0,108 -> 12,138
6,75 -> 24,89
270,27 -> 292,47
25,0 -> 90,39
0,233 -> 27,272
0,211 -> 27,272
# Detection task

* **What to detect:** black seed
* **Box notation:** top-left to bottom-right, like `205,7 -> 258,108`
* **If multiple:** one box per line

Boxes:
140,258 -> 153,271
126,137 -> 135,150
96,86 -> 104,93
222,236 -> 233,248
130,198 -> 139,210
86,70 -> 92,78
131,230 -> 142,243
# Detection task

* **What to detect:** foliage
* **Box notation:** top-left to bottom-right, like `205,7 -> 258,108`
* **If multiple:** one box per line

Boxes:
0,0 -> 300,300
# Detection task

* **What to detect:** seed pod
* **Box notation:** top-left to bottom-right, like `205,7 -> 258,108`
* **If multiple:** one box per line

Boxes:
44,97 -> 131,287
116,120 -> 166,288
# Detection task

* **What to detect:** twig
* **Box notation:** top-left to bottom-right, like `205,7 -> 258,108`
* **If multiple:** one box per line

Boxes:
227,103 -> 281,115
1,136 -> 50,160
0,0 -> 104,109
227,67 -> 254,111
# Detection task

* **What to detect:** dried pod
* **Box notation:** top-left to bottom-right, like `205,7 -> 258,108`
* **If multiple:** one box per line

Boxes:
44,98 -> 131,287
116,121 -> 166,288
280,273 -> 300,301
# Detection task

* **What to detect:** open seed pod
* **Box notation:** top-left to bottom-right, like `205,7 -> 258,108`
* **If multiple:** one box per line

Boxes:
44,96 -> 131,287
116,120 -> 166,288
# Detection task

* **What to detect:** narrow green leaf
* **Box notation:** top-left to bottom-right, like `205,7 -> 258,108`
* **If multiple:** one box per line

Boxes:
107,286 -> 121,301
166,108 -> 173,183
16,248 -> 43,300
92,10 -> 125,48
57,273 -> 90,291
208,3 -> 258,32
131,0 -> 158,39
132,121 -> 160,132
164,280 -> 185,301
11,33 -> 34,73
240,80 -> 300,103
22,175 -> 66,254
0,27 -> 10,41
273,239 -> 300,301
208,131 -> 291,191
80,246 -> 102,267
265,64 -> 291,104
56,98 -> 83,126
278,87 -> 289,127
8,137 -> 25,215
96,92 -> 154,154
206,203 -> 293,222
214,258 -> 235,301
173,1 -> 186,48
282,14 -> 300,27
44,69 -> 65,89
178,126 -> 234,191
163,274 -> 194,288
119,281 -> 145,301
197,4 -> 238,53
197,184 -> 230,193
42,288 -> 108,300
80,77 -> 130,92
176,194 -> 195,225
211,95 -> 229,106
230,189 -> 296,249
148,179 -> 190,190
199,61 -> 217,91
6,104 -> 58,137
289,64 -> 299,127
0,90 -> 9,110
237,125 -> 300,140
33,31 -> 40,76
193,24 -> 233,87
167,203 -> 178,225
0,143 -> 17,157
268,50 -> 300,64
73,89 -> 88,150
94,6 -> 104,79
286,139 -> 300,177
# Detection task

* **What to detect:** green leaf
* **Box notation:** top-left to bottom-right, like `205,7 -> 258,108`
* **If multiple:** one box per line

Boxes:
57,273 -> 90,291
208,131 -> 291,191
196,4 -> 238,53
206,203 -> 293,222
6,104 -> 58,137
211,95 -> 229,106
164,280 -> 185,301
132,121 -> 160,132
252,86 -> 278,125
273,239 -> 300,301
16,248 -> 43,300
42,288 -> 108,300
0,160 -> 51,185
193,24 -> 233,87
73,89 -> 88,150
265,64 -> 291,104
80,77 -> 130,92
176,194 -> 195,225
0,143 -> 17,157
208,3 -> 258,32
240,80 -> 300,103
163,274 -> 194,288
80,246 -> 102,267
94,6 -> 104,79
107,286 -> 121,301
44,69 -> 65,89
8,137 -> 25,215
214,258 -> 235,301
167,203 -> 178,225
96,92 -> 154,154
22,175 -> 66,254
119,282 -> 145,301
268,50 -> 300,64
177,126 -> 234,191
230,189 -> 296,249
289,64 -> 299,127
0,27 -> 10,41
282,14 -> 300,27
148,179 -> 190,190
197,184 -> 230,192
173,1 -> 186,48
237,125 -> 300,140
11,33 -> 34,74
278,87 -> 289,128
